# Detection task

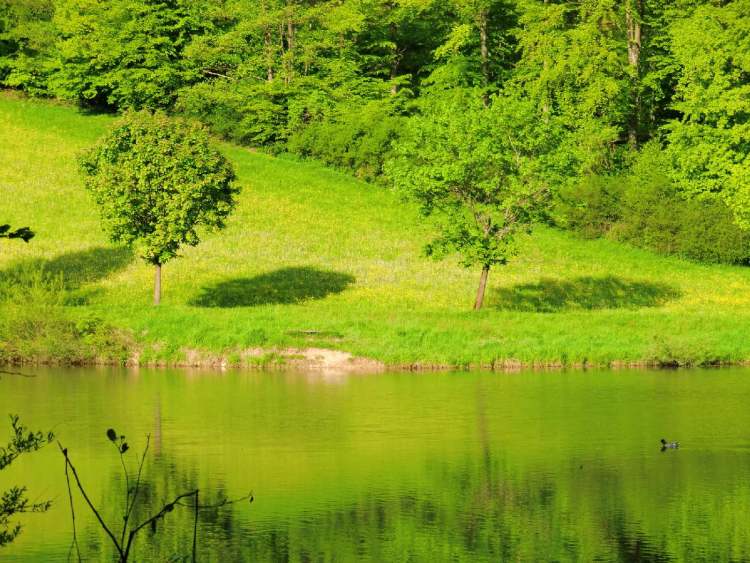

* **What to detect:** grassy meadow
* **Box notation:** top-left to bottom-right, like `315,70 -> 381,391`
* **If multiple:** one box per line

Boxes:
3,93 -> 750,368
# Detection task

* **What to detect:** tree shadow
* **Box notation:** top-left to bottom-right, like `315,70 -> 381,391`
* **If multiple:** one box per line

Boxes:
491,276 -> 681,313
0,246 -> 134,291
191,267 -> 356,308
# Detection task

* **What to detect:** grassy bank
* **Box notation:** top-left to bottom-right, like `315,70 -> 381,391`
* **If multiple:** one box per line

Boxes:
3,94 -> 750,369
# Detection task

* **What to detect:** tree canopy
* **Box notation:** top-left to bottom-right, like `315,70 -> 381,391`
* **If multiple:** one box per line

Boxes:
4,0 -> 744,185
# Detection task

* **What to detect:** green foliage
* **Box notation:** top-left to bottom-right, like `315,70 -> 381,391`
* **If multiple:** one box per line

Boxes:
50,0 -> 208,109
563,143 -> 750,265
387,91 -> 563,270
666,0 -> 750,228
0,0 -> 55,94
427,0 -> 516,94
287,98 -> 405,182
0,0 -> 747,212
511,0 -> 631,171
0,415 -> 53,471
0,266 -> 130,364
558,175 -> 623,239
79,110 -> 238,267
0,415 -> 53,547
613,144 -> 682,253
177,79 -> 290,146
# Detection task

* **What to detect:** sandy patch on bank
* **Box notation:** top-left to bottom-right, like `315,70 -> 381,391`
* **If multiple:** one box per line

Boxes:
171,347 -> 386,374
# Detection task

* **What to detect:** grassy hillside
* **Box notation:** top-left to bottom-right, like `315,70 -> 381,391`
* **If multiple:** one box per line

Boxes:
3,93 -> 750,368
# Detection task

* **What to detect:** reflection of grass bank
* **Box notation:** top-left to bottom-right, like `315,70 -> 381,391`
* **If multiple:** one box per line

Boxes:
4,95 -> 750,369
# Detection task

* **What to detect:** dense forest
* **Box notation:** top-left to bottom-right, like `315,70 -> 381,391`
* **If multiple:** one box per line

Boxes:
2,0 -> 749,266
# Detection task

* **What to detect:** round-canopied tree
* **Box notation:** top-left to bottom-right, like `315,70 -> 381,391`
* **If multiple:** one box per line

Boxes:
80,111 -> 238,305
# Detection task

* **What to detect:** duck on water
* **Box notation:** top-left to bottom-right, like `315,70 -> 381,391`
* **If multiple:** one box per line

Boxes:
660,438 -> 679,450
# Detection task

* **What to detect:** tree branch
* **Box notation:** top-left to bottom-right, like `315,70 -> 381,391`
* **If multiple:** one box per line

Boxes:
120,434 -> 151,544
57,443 -> 125,560
63,451 -> 82,563
123,490 -> 200,560
175,491 -> 254,510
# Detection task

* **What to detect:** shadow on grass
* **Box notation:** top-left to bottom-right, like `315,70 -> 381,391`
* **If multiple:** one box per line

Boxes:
0,246 -> 134,291
191,267 -> 355,308
491,276 -> 681,312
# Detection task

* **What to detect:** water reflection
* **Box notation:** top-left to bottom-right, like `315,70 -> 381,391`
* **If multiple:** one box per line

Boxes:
1,368 -> 750,561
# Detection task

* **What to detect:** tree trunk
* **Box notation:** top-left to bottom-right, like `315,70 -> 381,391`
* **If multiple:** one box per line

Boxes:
542,0 -> 550,116
261,0 -> 274,82
286,18 -> 295,84
474,265 -> 490,310
390,57 -> 400,95
389,22 -> 400,96
479,9 -> 490,107
265,26 -> 274,82
626,0 -> 643,147
154,263 -> 161,306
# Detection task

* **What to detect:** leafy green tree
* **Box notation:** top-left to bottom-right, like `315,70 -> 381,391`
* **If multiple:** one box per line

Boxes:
387,91 -> 564,309
356,0 -> 446,94
426,0 -> 515,101
666,0 -> 750,226
79,111 -> 238,305
177,0 -> 398,147
51,0 -> 208,109
512,0 -> 631,171
0,0 -> 55,94
636,0 -> 680,140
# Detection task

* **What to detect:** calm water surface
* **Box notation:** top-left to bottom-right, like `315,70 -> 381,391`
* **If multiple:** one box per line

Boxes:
2,367 -> 750,561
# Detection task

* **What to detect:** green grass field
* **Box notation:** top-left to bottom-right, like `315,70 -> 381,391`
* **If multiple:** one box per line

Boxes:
3,93 -> 750,368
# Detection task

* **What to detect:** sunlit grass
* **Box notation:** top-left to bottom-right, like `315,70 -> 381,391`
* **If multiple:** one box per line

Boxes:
3,93 -> 750,367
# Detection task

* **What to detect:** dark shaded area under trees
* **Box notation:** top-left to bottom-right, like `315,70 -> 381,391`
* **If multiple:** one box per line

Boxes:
191,267 -> 355,308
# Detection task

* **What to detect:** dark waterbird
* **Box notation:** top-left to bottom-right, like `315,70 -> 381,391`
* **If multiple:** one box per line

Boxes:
660,438 -> 679,450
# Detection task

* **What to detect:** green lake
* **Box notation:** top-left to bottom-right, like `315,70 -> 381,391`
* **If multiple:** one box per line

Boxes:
2,367 -> 750,561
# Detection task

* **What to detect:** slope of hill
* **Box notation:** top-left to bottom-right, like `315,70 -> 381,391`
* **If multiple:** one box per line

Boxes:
3,94 -> 750,369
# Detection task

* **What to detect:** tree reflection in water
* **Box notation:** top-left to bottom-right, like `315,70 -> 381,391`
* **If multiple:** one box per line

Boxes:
5,368 -> 750,561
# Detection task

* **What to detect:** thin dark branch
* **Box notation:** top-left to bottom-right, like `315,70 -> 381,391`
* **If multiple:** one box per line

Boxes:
175,492 -> 254,510
121,434 -> 150,547
118,449 -> 130,547
63,454 -> 82,563
192,491 -> 198,563
123,490 -> 200,560
202,69 -> 236,81
58,442 -> 124,559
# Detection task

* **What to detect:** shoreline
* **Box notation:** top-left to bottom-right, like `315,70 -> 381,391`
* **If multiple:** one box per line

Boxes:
2,346 -> 745,374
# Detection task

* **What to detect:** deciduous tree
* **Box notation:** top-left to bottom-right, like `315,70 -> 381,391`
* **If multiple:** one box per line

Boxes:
387,91 -> 564,309
51,0 -> 208,109
667,0 -> 750,227
79,111 -> 238,305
